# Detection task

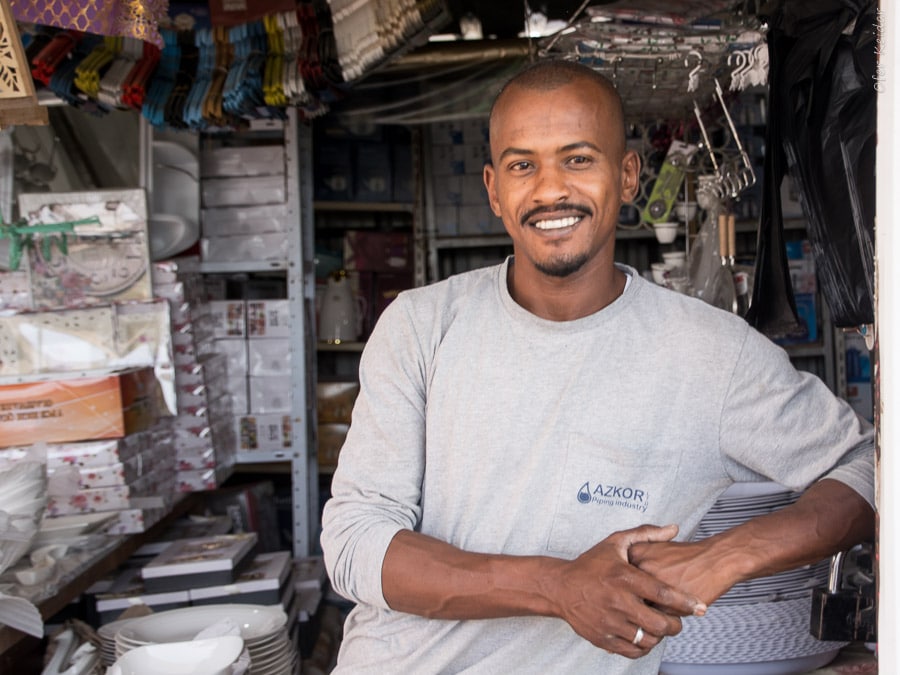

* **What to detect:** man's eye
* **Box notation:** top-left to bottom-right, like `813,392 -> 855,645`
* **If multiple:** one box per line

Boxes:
568,155 -> 591,166
509,161 -> 532,171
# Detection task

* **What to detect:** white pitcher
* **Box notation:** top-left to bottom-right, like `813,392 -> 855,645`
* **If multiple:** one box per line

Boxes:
318,270 -> 365,343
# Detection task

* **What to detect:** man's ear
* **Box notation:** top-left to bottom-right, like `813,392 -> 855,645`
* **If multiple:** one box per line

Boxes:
621,150 -> 641,203
484,162 -> 502,217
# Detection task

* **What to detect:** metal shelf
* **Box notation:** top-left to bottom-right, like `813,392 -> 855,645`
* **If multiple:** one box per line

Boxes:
314,201 -> 415,213
316,340 -> 366,352
198,261 -> 288,274
198,109 -> 318,558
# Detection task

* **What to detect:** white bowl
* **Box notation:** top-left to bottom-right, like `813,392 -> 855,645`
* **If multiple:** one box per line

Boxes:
110,635 -> 244,675
651,262 -> 669,285
117,604 -> 287,646
653,222 -> 679,244
662,251 -> 687,269
673,202 -> 698,222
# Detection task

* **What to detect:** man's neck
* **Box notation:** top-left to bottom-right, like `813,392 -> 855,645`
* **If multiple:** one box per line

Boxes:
506,260 -> 627,321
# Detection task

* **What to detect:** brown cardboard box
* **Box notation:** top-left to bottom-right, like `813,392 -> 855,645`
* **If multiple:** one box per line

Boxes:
0,367 -> 167,447
318,423 -> 349,471
316,381 -> 359,424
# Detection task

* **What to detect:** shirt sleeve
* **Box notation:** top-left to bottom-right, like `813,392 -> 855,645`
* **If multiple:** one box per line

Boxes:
718,325 -> 875,508
320,294 -> 428,607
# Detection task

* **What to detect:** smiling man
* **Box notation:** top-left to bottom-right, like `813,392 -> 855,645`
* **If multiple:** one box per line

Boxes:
320,61 -> 874,674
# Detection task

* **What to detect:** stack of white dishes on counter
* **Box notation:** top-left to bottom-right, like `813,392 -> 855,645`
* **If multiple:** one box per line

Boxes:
108,604 -> 295,674
108,635 -> 245,675
660,482 -> 848,675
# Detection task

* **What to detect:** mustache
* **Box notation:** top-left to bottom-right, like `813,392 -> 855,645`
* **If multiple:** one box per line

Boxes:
520,203 -> 593,227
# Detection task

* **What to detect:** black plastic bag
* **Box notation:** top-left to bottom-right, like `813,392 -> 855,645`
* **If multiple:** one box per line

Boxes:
755,0 -> 877,330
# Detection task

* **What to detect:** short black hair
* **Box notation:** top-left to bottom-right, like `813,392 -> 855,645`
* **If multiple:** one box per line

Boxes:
489,60 -> 625,131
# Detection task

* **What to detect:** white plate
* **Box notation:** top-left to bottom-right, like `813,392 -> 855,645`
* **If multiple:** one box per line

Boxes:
248,635 -> 291,660
38,512 -> 116,537
659,649 -> 840,675
110,635 -> 244,675
117,604 -> 287,646
250,649 -> 293,675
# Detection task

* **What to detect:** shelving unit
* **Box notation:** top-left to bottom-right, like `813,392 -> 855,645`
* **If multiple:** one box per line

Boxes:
197,109 -> 318,557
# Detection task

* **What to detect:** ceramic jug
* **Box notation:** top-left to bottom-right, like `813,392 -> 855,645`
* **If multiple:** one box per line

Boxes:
319,270 -> 365,343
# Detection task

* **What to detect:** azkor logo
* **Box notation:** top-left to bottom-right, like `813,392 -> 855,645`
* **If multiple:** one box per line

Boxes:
577,481 -> 649,513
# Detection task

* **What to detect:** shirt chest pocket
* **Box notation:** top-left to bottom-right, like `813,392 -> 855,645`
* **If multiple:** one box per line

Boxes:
545,432 -> 677,557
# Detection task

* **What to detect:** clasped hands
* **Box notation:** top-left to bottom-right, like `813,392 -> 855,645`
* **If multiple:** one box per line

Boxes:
549,523 -> 728,660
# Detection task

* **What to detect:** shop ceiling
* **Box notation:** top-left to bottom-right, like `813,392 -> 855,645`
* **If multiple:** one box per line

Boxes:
347,1 -> 764,125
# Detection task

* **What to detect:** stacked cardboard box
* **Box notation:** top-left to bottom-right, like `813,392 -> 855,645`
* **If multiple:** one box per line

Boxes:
210,299 -> 294,456
429,118 -> 504,238
152,260 -> 235,491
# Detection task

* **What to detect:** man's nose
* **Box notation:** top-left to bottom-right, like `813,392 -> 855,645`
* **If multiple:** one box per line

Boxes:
532,165 -> 569,202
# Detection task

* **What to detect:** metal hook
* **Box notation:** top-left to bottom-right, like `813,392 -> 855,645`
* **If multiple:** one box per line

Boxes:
612,56 -> 623,88
684,50 -> 703,92
652,57 -> 663,90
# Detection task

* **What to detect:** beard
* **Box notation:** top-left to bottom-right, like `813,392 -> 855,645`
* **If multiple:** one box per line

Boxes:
534,251 -> 590,277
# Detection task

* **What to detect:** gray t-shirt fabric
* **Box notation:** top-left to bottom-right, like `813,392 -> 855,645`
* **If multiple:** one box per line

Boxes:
320,257 -> 874,675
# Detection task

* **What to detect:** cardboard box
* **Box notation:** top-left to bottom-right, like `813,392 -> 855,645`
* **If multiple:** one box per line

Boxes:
0,367 -> 168,448
235,413 -> 292,451
355,142 -> 393,202
188,551 -> 292,606
213,337 -> 248,375
248,338 -> 291,376
433,176 -> 463,207
431,121 -> 465,145
200,145 -> 285,178
201,232 -> 289,264
343,231 -> 412,273
247,300 -> 290,338
314,140 -> 353,201
201,175 -> 286,208
0,300 -> 172,378
17,190 -> 153,311
318,422 -> 349,471
392,143 -> 414,203
316,381 -> 360,424
95,567 -> 190,625
227,375 -> 248,415
140,532 -> 258,593
431,144 -> 466,176
209,301 -> 246,338
249,376 -> 291,413
201,203 -> 290,236
458,205 -> 505,236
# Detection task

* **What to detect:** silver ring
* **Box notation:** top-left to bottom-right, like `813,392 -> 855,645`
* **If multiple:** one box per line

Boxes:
632,626 -> 644,645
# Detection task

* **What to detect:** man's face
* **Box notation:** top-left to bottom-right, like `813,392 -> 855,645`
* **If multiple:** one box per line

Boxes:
484,80 -> 639,279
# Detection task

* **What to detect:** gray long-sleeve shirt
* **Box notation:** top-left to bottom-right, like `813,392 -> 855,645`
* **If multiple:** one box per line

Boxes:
321,258 -> 874,674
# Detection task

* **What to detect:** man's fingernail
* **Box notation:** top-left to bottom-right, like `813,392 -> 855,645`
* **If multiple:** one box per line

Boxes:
693,603 -> 707,617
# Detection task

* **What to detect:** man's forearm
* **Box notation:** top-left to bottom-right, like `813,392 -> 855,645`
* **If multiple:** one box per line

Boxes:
630,479 -> 875,605
381,525 -> 707,656
382,529 -> 562,619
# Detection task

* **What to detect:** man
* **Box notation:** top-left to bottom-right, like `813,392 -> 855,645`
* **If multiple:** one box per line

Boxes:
320,60 -> 874,674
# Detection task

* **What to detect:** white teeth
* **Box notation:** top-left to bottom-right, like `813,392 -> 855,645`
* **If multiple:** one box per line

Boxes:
534,216 -> 581,230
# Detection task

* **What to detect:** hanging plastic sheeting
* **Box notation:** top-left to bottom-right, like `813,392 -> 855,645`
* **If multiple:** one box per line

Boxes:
743,5 -> 806,341
758,0 -> 877,330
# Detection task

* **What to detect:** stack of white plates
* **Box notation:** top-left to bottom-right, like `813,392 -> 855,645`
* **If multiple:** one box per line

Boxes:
0,461 -> 47,574
98,616 -> 136,667
113,604 -> 295,674
109,635 -> 245,675
660,482 -> 847,675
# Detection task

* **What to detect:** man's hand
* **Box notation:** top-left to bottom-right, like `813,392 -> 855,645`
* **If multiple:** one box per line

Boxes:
628,480 -> 876,611
546,524 -> 707,658
383,525 -> 707,662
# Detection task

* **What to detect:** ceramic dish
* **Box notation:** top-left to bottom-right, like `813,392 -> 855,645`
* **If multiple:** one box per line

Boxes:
110,635 -> 244,675
116,604 -> 287,646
